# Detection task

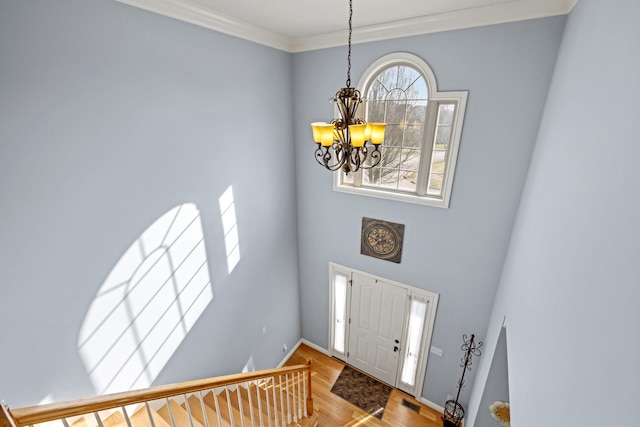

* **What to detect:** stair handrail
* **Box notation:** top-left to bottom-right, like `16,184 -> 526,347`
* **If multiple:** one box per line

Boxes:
3,360 -> 313,427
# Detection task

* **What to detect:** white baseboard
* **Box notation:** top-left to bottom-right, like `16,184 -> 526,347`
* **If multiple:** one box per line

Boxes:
276,338 -> 330,367
277,339 -> 303,368
420,397 -> 445,414
300,339 -> 329,355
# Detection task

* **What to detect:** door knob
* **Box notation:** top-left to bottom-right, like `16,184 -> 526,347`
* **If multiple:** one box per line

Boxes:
393,346 -> 399,352
395,339 -> 400,344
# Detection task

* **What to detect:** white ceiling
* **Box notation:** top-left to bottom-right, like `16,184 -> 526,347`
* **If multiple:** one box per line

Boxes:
116,0 -> 578,52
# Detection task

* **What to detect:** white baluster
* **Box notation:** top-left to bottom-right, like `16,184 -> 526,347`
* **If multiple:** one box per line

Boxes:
302,372 -> 308,417
236,387 -> 245,427
285,375 -> 291,424
144,402 -> 156,427
255,381 -> 264,427
225,388 -> 235,427
121,406 -> 133,427
212,389 -> 224,427
94,412 -> 105,427
246,382 -> 255,427
278,376 -> 285,427
291,374 -> 297,423
165,398 -> 178,427
297,372 -> 303,419
145,402 -> 158,427
183,394 -> 196,427
198,391 -> 210,427
265,379 -> 273,427
265,377 -> 278,427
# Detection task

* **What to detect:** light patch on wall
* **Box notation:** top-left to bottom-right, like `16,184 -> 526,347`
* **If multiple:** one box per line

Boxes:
219,186 -> 241,274
242,355 -> 255,373
37,395 -> 54,405
77,204 -> 213,395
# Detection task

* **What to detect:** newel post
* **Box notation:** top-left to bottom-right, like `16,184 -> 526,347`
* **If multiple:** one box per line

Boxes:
0,401 -> 18,427
305,358 -> 314,416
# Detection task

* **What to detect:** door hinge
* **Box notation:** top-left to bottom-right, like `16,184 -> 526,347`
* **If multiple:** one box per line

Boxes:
348,318 -> 351,324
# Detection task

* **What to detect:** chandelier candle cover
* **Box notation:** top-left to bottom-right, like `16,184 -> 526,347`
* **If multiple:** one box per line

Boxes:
310,0 -> 387,173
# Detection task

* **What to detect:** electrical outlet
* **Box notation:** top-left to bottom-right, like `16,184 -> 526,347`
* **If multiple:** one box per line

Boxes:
447,395 -> 454,402
430,346 -> 443,357
283,343 -> 288,353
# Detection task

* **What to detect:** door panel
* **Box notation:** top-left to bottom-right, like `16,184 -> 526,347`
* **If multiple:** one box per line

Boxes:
348,273 -> 407,385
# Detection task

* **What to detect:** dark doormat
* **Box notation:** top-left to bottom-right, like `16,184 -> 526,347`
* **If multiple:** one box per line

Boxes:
330,365 -> 392,419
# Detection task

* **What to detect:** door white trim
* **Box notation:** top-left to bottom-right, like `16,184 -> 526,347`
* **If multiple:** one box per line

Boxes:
328,262 -> 439,399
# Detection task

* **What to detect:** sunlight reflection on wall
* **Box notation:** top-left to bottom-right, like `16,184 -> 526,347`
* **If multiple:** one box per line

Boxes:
219,186 -> 240,274
78,204 -> 213,395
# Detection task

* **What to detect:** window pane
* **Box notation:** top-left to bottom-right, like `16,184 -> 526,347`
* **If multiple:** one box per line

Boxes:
427,172 -> 444,196
406,100 -> 427,123
381,147 -> 402,168
383,124 -> 404,148
377,66 -> 399,89
367,100 -> 386,122
380,169 -> 400,189
398,171 -> 418,192
406,73 -> 428,99
435,125 -> 451,148
404,125 -> 424,149
362,167 -> 380,186
438,104 -> 455,125
385,100 -> 407,124
426,103 -> 456,197
402,149 -> 421,167
397,66 -> 421,91
368,80 -> 389,101
333,273 -> 349,354
387,88 -> 407,101
401,299 -> 427,387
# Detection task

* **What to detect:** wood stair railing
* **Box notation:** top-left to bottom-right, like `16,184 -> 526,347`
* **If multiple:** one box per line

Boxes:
0,360 -> 316,427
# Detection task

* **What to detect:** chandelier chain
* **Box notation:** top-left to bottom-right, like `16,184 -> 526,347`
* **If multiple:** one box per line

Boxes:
311,0 -> 385,174
346,0 -> 352,87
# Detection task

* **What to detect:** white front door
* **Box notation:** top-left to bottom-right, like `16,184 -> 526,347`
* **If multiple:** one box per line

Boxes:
348,273 -> 408,385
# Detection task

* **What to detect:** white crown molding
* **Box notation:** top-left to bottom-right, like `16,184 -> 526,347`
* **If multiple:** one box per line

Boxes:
293,0 -> 578,52
116,0 -> 294,51
117,0 -> 578,53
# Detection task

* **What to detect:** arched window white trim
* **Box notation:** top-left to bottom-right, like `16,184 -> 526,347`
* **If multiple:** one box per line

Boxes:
333,52 -> 468,208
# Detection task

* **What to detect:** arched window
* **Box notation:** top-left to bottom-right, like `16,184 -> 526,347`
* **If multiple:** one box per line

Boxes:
334,53 -> 467,208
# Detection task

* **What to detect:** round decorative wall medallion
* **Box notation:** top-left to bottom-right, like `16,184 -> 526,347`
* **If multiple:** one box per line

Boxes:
360,218 -> 404,263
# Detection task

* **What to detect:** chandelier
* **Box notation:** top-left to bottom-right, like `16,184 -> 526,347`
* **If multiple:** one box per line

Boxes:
310,0 -> 386,174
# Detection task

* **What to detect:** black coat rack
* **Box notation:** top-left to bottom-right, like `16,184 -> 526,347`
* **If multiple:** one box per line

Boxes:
443,334 -> 483,427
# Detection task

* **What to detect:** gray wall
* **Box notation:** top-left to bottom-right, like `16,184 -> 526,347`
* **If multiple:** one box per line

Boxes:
292,17 -> 565,405
474,327 -> 509,427
467,0 -> 640,425
0,0 -> 300,407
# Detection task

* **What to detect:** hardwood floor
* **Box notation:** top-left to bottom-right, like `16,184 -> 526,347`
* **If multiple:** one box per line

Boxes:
284,344 -> 444,426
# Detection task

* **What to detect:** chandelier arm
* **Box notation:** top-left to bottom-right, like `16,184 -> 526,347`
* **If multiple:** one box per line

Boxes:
315,144 -> 347,171
350,147 -> 363,171
356,145 -> 382,170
